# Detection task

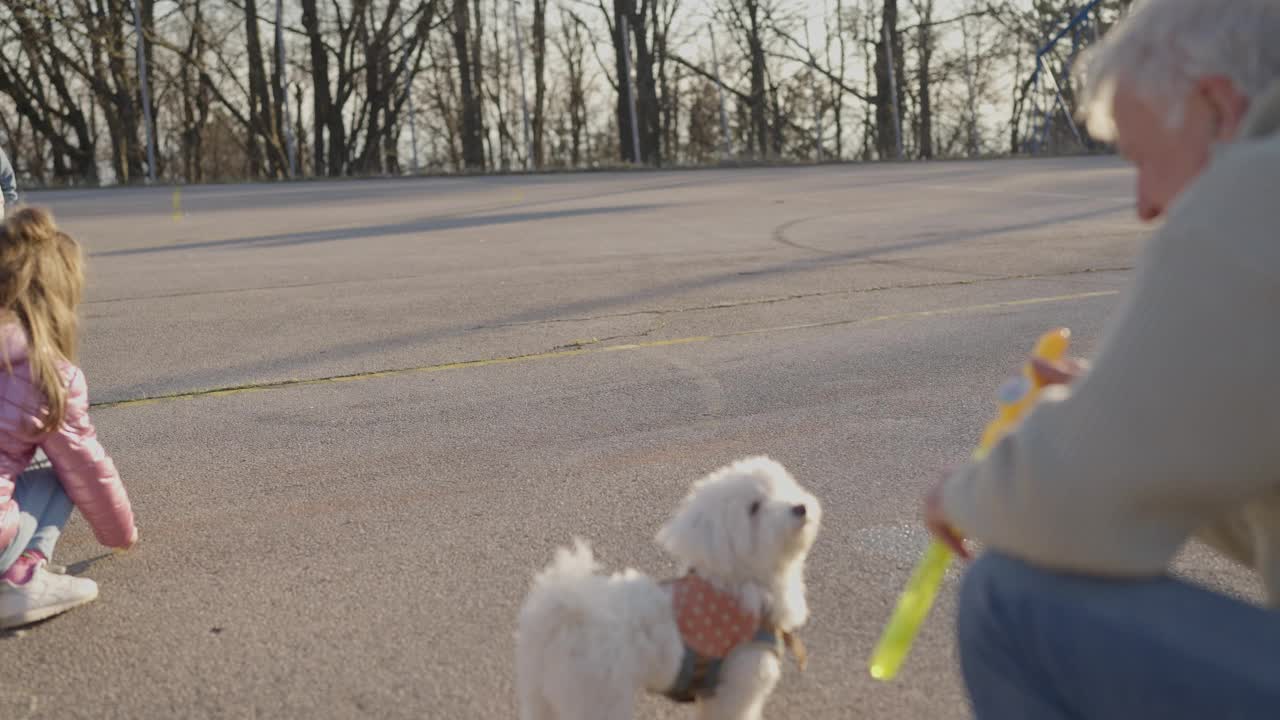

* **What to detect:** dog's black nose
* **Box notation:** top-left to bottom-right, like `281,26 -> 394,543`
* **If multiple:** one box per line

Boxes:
792,504 -> 807,517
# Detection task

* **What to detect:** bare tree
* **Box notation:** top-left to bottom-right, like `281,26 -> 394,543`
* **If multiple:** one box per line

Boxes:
488,0 -> 517,169
717,0 -> 774,158
0,1 -> 100,182
452,0 -> 487,169
80,0 -> 149,181
908,0 -> 934,158
299,0 -> 333,175
873,0 -> 904,159
425,31 -> 465,168
824,0 -> 850,159
653,0 -> 681,166
0,0 -> 1132,186
629,0 -> 660,164
356,2 -> 438,174
177,0 -> 213,181
554,7 -> 590,167
604,0 -> 635,163
241,0 -> 288,177
589,0 -> 670,165
684,78 -> 722,163
530,0 -> 548,167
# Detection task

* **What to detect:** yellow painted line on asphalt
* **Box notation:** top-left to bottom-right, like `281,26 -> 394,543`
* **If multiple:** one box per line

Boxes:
721,290 -> 1119,340
94,290 -> 1119,410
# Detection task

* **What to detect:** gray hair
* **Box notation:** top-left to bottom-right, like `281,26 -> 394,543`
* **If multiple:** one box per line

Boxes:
1076,0 -> 1280,140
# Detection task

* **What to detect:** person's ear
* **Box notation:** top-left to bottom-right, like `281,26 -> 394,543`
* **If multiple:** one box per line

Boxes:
1195,75 -> 1250,141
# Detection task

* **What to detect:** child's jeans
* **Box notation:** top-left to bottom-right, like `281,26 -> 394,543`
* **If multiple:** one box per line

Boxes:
956,551 -> 1280,719
0,451 -> 72,574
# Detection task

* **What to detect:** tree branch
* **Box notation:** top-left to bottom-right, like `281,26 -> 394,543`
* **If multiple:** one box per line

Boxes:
666,53 -> 751,104
767,28 -> 875,104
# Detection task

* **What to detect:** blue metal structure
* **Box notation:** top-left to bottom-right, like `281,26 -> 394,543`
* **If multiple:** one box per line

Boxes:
1023,0 -> 1106,155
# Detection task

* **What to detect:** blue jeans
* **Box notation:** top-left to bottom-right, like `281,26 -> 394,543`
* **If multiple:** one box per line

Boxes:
0,452 -> 73,574
957,552 -> 1280,719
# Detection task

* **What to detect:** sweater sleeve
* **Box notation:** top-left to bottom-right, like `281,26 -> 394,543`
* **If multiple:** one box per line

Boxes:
940,144 -> 1280,576
41,369 -> 135,549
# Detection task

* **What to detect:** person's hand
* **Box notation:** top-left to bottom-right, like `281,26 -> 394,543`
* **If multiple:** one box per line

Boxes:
923,355 -> 1090,563
925,473 -> 970,561
1030,356 -> 1089,387
121,525 -> 139,552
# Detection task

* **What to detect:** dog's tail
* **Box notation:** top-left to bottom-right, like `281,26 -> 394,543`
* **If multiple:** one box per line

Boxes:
516,538 -> 604,720
533,536 -> 600,586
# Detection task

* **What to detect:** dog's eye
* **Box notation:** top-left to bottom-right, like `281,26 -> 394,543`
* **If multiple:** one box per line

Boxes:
749,500 -> 761,516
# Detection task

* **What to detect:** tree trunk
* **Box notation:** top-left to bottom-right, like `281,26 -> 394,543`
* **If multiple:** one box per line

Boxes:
357,2 -> 393,176
558,9 -> 588,167
179,0 -> 211,182
453,0 -> 486,169
271,0 -> 292,174
860,6 -> 875,161
612,0 -> 637,163
326,14 -> 350,178
746,0 -> 768,158
295,83 -> 309,174
301,0 -> 332,176
531,0 -> 548,168
630,2 -> 660,165
770,83 -> 784,156
663,63 -> 679,163
140,0 -> 162,178
831,0 -> 847,160
914,0 -> 933,159
489,0 -> 510,169
471,0 -> 487,166
104,0 -> 145,182
243,0 -> 286,177
873,0 -> 903,160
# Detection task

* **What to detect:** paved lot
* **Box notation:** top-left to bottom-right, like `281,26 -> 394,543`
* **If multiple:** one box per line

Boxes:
8,159 -> 1261,718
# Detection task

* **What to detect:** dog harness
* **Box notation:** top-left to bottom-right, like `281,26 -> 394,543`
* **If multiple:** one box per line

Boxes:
661,573 -> 807,703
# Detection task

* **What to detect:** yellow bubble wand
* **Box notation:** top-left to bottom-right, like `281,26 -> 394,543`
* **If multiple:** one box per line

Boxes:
868,327 -> 1071,681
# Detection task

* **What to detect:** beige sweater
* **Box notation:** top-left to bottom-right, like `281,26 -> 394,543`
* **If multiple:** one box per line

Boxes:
942,80 -> 1280,606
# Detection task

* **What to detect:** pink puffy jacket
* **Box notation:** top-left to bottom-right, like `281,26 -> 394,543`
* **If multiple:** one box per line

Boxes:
0,324 -> 134,553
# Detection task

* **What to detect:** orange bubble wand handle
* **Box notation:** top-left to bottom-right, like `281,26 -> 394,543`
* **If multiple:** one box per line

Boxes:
868,328 -> 1071,681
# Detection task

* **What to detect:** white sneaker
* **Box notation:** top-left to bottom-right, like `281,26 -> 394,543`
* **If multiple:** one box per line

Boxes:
0,562 -> 98,629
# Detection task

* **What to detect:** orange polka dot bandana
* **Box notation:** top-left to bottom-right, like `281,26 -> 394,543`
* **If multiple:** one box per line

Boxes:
669,574 -> 760,658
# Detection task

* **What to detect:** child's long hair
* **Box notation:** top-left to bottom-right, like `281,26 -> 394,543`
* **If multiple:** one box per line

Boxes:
0,208 -> 85,432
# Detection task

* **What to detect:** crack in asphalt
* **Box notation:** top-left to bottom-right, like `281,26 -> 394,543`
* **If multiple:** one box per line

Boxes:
469,266 -> 1132,331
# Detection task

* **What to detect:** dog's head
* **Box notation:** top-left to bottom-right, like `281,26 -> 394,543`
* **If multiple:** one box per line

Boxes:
655,456 -> 821,586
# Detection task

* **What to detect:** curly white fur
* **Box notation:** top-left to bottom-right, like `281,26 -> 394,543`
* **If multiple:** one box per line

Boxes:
515,456 -> 822,720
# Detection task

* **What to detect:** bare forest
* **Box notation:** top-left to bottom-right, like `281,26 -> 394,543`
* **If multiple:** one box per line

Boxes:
0,0 -> 1134,186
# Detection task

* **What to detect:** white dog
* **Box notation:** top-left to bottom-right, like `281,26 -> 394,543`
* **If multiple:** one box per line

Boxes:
515,456 -> 822,720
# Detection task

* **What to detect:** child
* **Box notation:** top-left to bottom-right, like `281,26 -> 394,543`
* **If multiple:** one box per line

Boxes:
0,207 -> 136,629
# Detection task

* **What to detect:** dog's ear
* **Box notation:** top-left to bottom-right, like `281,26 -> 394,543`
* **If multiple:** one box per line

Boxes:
656,487 -> 734,574
656,488 -> 710,566
655,500 -> 696,561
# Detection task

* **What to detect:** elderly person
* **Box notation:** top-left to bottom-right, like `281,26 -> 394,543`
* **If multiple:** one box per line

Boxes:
926,0 -> 1280,717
